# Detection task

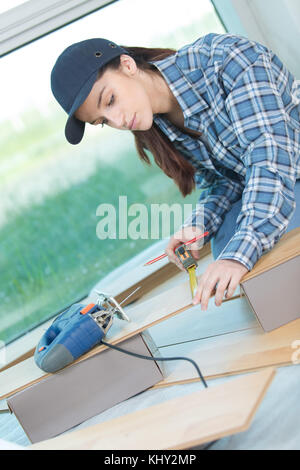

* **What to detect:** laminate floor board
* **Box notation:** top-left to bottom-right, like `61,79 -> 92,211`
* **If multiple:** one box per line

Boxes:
0,275 -> 278,401
2,364 -> 300,450
0,273 -> 208,401
207,363 -> 300,450
0,238 -> 186,374
1,231 -> 299,449
147,294 -> 256,348
155,318 -> 300,386
29,369 -> 275,450
0,410 -> 30,447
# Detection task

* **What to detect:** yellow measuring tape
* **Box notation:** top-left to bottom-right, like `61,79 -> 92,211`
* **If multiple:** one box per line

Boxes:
187,265 -> 198,298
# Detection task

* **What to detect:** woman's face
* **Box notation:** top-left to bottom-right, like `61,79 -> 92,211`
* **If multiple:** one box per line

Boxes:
75,55 -> 155,131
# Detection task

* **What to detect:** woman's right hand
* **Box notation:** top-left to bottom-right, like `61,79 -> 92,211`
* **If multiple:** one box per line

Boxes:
165,226 -> 205,272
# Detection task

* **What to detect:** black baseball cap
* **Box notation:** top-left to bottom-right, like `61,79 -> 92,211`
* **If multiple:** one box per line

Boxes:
51,38 -> 128,145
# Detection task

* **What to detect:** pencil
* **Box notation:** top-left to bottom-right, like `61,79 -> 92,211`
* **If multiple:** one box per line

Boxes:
144,231 -> 209,266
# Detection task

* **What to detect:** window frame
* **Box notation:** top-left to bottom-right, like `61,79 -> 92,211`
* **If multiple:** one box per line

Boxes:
0,0 -> 117,57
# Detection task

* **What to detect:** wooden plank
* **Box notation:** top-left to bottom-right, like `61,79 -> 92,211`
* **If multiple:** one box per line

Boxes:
88,243 -> 211,305
241,255 -> 300,332
242,227 -> 300,282
134,249 -> 214,304
3,230 -> 297,400
154,318 -> 300,387
4,228 -> 296,384
29,368 -> 275,450
148,295 -> 256,348
0,348 -> 35,374
0,244 -> 211,374
0,317 -> 58,374
0,263 -> 177,374
0,268 -> 242,401
0,275 -> 198,400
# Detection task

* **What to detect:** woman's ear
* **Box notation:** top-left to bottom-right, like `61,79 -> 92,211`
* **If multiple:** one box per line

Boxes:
119,54 -> 137,76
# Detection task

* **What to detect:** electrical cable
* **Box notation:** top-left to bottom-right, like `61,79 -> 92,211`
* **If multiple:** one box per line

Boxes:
101,339 -> 208,388
101,340 -> 214,449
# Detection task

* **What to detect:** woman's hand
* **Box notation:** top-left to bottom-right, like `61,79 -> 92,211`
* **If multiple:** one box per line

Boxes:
165,226 -> 205,272
165,227 -> 249,310
193,259 -> 249,310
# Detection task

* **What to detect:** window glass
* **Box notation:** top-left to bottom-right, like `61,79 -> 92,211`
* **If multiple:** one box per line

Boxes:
0,0 -> 224,344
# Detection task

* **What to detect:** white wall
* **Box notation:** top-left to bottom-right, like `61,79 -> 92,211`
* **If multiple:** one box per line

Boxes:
231,0 -> 300,78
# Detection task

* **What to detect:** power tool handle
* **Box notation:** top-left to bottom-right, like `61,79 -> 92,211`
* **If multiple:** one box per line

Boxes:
38,324 -> 61,349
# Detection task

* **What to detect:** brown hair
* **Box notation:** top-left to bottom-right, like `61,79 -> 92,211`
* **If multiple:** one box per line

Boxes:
97,46 -> 196,196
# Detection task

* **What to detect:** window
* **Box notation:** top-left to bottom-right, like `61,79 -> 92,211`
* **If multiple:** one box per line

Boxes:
0,0 -> 27,15
0,0 -> 225,344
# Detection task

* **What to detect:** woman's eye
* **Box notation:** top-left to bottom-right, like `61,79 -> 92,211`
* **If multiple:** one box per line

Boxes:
108,95 -> 114,106
101,118 -> 108,127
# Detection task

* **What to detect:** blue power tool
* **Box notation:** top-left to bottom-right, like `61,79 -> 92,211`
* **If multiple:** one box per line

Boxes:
34,292 -> 130,373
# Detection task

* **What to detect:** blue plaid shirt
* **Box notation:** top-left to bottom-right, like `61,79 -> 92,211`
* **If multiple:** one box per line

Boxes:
151,33 -> 300,271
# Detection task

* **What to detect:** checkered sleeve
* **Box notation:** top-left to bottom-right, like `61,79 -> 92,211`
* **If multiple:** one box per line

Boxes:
182,174 -> 243,243
217,51 -> 297,270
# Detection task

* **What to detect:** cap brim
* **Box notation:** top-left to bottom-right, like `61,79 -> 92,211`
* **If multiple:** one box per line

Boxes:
64,70 -> 98,145
65,115 -> 85,145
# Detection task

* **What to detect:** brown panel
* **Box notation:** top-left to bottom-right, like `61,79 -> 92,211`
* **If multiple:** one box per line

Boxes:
241,255 -> 300,331
29,368 -> 275,450
7,334 -> 162,444
242,227 -> 300,282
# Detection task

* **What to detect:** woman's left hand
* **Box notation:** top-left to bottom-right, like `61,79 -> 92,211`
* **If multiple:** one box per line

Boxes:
193,259 -> 249,310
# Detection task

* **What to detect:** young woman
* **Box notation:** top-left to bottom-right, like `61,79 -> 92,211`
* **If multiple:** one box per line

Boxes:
51,34 -> 300,311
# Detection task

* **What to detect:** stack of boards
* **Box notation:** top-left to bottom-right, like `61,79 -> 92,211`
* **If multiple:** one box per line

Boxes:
0,228 -> 299,449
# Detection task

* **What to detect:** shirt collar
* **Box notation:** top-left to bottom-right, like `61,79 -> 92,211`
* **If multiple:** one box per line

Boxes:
152,115 -> 184,142
150,53 -> 208,141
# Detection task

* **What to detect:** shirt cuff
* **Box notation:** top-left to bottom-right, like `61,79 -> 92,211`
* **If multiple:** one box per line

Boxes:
216,228 -> 264,271
182,206 -> 224,243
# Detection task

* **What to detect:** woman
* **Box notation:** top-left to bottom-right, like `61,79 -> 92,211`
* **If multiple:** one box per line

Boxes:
51,34 -> 300,311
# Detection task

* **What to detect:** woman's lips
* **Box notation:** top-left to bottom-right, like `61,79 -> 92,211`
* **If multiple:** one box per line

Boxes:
129,113 -> 136,130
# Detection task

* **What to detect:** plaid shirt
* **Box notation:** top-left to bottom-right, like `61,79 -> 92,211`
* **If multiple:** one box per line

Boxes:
151,33 -> 300,270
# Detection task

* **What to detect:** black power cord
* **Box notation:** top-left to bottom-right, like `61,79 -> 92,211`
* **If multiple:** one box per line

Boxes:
101,339 -> 208,389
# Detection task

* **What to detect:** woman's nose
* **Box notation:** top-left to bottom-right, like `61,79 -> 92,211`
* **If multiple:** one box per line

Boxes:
107,109 -> 126,129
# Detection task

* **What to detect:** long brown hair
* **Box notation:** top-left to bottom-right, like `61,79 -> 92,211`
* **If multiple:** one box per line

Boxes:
97,46 -> 196,196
